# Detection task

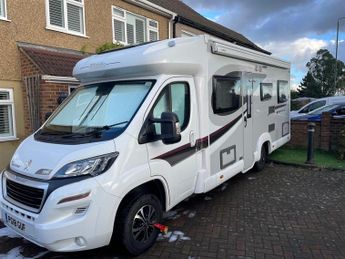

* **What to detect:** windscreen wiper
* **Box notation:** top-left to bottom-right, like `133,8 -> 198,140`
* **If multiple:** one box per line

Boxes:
61,121 -> 129,139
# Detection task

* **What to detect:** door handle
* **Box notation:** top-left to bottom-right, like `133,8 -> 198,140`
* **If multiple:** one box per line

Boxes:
244,116 -> 248,127
189,131 -> 196,147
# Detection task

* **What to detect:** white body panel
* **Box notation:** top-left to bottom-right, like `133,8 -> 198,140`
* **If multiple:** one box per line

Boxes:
0,35 -> 290,251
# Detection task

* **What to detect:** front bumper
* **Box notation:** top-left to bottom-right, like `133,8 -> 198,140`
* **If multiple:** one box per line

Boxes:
0,172 -> 121,252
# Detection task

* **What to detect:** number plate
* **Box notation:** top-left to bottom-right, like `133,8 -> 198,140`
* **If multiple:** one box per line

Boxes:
5,213 -> 26,232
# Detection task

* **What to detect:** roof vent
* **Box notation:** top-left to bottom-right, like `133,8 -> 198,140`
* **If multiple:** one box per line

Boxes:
168,41 -> 176,48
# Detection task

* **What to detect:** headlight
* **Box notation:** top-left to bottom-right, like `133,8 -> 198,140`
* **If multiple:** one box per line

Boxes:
54,152 -> 118,178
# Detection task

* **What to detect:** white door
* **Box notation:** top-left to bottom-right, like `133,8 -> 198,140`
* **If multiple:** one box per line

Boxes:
145,77 -> 199,206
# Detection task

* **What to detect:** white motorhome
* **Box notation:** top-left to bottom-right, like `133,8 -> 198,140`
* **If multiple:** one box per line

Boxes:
0,36 -> 290,255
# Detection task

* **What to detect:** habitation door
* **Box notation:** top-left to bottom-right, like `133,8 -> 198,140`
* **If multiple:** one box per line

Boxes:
145,77 -> 199,207
243,73 -> 254,171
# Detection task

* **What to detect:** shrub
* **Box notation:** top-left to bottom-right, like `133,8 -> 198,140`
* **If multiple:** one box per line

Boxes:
96,42 -> 123,54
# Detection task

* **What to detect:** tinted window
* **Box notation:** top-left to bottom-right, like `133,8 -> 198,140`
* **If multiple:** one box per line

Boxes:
212,76 -> 241,115
299,100 -> 326,113
260,83 -> 273,101
277,80 -> 288,103
151,82 -> 190,134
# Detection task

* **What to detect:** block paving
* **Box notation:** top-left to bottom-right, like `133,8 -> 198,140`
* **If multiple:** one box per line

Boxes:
1,163 -> 345,258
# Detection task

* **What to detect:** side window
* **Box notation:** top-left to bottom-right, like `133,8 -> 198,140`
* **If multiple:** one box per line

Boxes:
299,100 -> 326,113
277,80 -> 288,103
336,106 -> 345,115
260,83 -> 273,101
151,82 -> 190,134
212,76 -> 241,115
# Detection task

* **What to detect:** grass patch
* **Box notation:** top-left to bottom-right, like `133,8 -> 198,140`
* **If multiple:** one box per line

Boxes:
269,147 -> 345,170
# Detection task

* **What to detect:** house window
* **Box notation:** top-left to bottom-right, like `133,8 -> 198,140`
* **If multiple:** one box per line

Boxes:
112,6 -> 159,45
212,76 -> 241,115
47,0 -> 85,35
277,80 -> 288,103
0,0 -> 7,19
0,89 -> 16,140
260,83 -> 273,101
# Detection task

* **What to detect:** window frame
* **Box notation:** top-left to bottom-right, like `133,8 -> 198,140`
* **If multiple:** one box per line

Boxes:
0,0 -> 8,21
45,0 -> 86,37
0,88 -> 16,141
277,80 -> 288,103
212,75 -> 242,116
68,85 -> 79,95
147,18 -> 159,42
148,81 -> 191,141
260,83 -> 273,101
111,5 -> 159,45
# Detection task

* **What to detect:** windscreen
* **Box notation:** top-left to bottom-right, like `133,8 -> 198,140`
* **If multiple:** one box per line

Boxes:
35,80 -> 154,143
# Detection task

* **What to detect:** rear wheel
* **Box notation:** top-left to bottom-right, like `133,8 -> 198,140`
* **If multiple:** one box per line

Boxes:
254,144 -> 267,172
115,193 -> 162,255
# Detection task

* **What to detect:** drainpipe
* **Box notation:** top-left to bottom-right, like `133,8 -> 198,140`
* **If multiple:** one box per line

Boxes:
173,16 -> 179,38
168,14 -> 177,39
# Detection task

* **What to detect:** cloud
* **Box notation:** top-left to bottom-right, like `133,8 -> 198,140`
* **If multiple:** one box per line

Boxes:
262,38 -> 328,70
182,0 -> 345,43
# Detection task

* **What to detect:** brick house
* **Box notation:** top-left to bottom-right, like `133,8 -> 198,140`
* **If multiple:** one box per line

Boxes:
0,0 -> 267,169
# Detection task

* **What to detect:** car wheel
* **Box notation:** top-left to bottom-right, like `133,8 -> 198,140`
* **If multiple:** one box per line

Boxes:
254,144 -> 267,172
116,193 -> 162,255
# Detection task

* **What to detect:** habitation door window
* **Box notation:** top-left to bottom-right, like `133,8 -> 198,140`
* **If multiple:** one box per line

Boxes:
260,83 -> 273,101
47,0 -> 85,35
277,80 -> 289,103
0,0 -> 7,19
0,89 -> 16,140
112,6 -> 159,45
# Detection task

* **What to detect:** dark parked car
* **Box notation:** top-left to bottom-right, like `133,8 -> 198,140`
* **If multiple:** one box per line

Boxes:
292,103 -> 345,121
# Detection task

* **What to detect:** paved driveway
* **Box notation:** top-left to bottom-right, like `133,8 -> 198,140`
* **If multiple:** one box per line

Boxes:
1,164 -> 345,258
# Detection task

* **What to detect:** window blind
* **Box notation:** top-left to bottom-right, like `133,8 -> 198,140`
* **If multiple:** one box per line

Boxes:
67,2 -> 83,33
49,0 -> 64,27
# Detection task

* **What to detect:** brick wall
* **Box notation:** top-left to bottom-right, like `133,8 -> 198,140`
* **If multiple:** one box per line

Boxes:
40,82 -> 68,124
330,118 -> 345,151
19,51 -> 69,135
288,113 -> 345,152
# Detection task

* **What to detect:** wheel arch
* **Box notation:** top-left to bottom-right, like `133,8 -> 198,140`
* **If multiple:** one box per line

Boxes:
255,133 -> 272,161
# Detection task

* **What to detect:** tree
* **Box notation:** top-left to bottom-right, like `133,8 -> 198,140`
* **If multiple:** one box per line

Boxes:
297,49 -> 345,98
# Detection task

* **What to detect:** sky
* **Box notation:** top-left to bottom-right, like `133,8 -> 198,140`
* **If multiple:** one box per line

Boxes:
182,0 -> 345,90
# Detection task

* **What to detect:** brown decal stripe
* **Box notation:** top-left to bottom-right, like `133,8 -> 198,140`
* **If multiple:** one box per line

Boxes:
196,136 -> 209,150
154,114 -> 242,166
210,114 -> 242,144
154,143 -> 196,166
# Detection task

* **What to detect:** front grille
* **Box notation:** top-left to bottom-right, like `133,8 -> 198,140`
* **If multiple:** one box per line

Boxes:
5,178 -> 44,210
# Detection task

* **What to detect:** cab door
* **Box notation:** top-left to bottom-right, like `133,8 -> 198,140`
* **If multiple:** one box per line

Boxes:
144,77 -> 199,206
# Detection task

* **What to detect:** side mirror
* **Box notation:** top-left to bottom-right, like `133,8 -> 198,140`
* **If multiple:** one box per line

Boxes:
160,112 -> 181,144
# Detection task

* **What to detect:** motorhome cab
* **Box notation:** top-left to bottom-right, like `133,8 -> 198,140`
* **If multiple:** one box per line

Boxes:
0,35 -> 290,255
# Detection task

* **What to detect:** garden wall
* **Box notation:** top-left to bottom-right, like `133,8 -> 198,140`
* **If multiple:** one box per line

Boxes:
288,113 -> 345,152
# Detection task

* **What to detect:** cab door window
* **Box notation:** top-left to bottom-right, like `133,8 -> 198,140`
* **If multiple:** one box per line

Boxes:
152,82 -> 190,134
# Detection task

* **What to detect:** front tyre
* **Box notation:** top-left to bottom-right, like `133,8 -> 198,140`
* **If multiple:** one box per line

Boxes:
117,194 -> 162,255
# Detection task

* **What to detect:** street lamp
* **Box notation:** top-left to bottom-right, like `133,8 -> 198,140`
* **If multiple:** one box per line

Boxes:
334,16 -> 345,89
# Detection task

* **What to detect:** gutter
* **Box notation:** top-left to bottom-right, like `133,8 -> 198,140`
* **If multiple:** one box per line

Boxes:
41,75 -> 79,84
